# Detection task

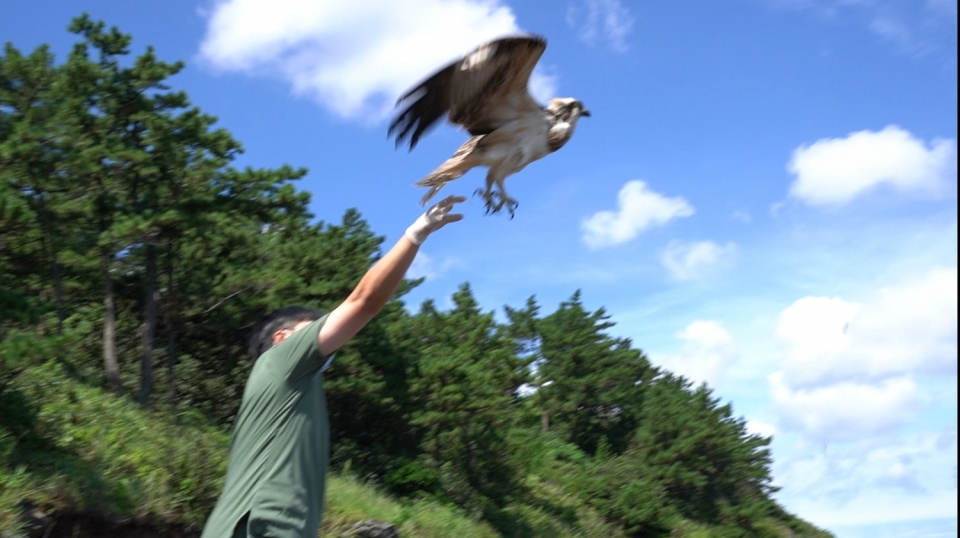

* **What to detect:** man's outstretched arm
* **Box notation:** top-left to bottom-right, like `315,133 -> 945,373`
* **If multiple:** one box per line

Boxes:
318,195 -> 465,356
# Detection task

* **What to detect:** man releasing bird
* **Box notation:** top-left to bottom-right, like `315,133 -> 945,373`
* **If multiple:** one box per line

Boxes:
389,35 -> 590,217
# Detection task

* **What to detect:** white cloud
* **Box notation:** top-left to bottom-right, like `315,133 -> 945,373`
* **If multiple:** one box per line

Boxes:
776,296 -> 864,387
845,267 -> 958,377
777,267 -> 958,388
660,240 -> 737,281
731,210 -> 752,223
927,0 -> 958,16
787,125 -> 957,206
527,67 -> 560,106
759,0 -> 958,58
769,267 -> 958,442
566,0 -> 635,52
408,251 -> 459,280
866,0 -> 958,57
795,488 -> 958,528
747,420 -> 779,438
869,17 -> 915,50
774,431 -> 959,527
198,0 -> 557,119
658,320 -> 737,389
770,372 -> 921,442
581,180 -> 694,249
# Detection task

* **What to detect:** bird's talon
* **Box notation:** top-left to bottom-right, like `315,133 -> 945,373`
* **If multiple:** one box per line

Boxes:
501,198 -> 519,219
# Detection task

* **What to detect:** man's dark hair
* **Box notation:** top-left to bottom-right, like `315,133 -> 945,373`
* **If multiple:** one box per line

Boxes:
248,306 -> 324,361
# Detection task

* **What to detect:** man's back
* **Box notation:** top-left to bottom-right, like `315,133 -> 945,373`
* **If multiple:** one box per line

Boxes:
201,317 -> 330,538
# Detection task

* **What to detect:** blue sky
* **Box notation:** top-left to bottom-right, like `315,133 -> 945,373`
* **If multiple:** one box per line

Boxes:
2,0 -> 956,535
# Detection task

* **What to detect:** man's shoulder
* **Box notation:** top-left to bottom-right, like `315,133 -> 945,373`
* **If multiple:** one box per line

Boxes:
247,317 -> 329,389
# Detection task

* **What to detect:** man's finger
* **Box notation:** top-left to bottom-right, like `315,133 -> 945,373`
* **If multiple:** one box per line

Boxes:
438,195 -> 466,206
443,213 -> 464,223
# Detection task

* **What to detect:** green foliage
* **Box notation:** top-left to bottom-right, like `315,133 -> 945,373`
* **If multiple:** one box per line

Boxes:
322,474 -> 501,538
384,458 -> 442,497
0,361 -> 229,529
407,284 -> 527,515
633,374 -> 776,525
519,292 -> 654,455
572,372 -> 819,537
0,308 -> 98,388
1,12 -> 314,405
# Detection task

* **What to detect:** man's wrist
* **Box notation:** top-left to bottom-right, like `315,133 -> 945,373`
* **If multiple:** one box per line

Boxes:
404,226 -> 427,245
405,216 -> 431,245
404,195 -> 465,245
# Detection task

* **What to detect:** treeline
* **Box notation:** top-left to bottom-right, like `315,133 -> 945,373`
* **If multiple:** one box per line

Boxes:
0,17 -> 830,537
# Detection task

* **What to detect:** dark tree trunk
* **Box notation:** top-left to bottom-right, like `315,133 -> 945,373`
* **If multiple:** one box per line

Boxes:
164,244 -> 177,412
43,233 -> 65,335
102,248 -> 121,393
139,243 -> 158,406
166,330 -> 177,411
37,195 -> 65,334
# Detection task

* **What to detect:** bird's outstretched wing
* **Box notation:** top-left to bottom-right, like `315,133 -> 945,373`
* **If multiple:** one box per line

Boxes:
389,35 -> 547,150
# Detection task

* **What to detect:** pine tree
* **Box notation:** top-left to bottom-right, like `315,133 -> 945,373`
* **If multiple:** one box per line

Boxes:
632,373 -> 776,526
532,291 -> 653,455
0,43 -> 75,335
2,15 -> 317,405
408,283 -> 527,511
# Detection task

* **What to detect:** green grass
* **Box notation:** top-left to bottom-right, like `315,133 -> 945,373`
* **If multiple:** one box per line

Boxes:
0,362 -> 520,537
322,475 -> 499,538
0,361 -> 831,538
0,361 -> 229,532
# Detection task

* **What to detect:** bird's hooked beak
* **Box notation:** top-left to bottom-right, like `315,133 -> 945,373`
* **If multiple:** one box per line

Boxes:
581,108 -> 591,117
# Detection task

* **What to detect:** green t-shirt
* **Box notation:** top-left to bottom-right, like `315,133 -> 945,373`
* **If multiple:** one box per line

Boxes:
201,316 -> 334,538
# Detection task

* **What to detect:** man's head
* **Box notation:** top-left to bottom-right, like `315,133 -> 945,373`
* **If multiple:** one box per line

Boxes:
248,306 -> 324,361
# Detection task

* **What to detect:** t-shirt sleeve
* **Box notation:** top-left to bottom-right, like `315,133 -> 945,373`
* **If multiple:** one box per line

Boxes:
269,315 -> 335,381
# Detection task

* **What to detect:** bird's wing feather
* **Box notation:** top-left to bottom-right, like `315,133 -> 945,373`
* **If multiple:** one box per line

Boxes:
389,35 -> 547,150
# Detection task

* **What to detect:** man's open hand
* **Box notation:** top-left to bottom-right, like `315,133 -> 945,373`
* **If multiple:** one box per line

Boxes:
404,195 -> 466,245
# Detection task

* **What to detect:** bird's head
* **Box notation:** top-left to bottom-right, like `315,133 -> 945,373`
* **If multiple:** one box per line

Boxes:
547,98 -> 591,122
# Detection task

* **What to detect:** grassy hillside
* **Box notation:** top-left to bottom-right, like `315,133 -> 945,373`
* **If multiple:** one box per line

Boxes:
0,361 -> 829,537
0,362 -> 510,537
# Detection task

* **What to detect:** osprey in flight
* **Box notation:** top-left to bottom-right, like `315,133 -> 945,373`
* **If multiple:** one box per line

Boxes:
389,35 -> 590,217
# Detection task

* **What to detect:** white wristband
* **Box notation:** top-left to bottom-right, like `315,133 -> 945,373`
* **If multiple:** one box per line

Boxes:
405,215 -> 432,245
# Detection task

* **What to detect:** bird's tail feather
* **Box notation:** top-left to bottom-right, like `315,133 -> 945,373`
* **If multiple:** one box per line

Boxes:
415,136 -> 483,205
417,165 -> 464,206
415,159 -> 470,187
419,184 -> 446,206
